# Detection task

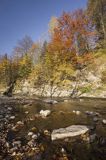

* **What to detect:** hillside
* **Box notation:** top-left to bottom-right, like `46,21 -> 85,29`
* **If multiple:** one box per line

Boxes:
11,50 -> 106,98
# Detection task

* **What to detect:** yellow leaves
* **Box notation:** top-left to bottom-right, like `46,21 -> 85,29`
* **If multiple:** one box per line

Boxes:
0,57 -> 10,76
49,16 -> 58,35
19,55 -> 27,66
57,63 -> 74,75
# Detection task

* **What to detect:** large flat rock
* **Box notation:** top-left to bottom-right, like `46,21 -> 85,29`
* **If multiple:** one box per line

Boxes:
51,125 -> 89,141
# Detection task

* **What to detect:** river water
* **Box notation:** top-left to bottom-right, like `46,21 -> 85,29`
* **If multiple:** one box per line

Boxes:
17,98 -> 106,130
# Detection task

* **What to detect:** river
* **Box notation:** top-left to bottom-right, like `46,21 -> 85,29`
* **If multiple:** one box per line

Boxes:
0,97 -> 106,160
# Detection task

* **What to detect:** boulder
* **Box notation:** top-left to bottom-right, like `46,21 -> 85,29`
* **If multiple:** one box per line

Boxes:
40,110 -> 51,117
51,125 -> 89,141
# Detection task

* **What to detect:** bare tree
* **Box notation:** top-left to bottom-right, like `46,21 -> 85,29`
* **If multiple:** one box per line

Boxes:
13,35 -> 33,58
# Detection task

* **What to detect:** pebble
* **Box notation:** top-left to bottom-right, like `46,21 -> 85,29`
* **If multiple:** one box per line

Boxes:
25,111 -> 29,114
16,121 -> 24,125
13,141 -> 21,147
10,116 -> 15,120
12,152 -> 16,156
44,130 -> 50,136
8,107 -> 12,111
61,148 -> 66,153
31,127 -> 37,133
32,134 -> 38,139
28,132 -> 33,136
93,117 -> 98,122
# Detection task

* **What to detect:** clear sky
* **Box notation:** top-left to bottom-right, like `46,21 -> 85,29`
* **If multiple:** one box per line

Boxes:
0,0 -> 87,54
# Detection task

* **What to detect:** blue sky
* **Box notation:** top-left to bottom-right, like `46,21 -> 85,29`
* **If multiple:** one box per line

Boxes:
0,0 -> 87,54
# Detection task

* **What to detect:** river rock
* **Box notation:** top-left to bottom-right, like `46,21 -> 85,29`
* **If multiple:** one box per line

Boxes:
28,132 -> 33,136
32,134 -> 38,139
44,130 -> 50,136
31,127 -> 37,133
12,141 -> 21,147
5,115 -> 10,119
93,117 -> 99,122
44,99 -> 58,104
10,116 -> 15,120
25,111 -> 29,114
51,125 -> 89,141
102,119 -> 106,124
12,121 -> 24,131
8,107 -> 12,111
16,121 -> 24,125
40,110 -> 51,117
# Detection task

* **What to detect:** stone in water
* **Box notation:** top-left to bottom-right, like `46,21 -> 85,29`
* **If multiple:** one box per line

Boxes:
51,125 -> 89,141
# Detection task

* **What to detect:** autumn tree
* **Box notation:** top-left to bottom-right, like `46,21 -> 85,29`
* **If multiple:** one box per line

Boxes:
49,16 -> 58,35
11,36 -> 34,80
35,9 -> 95,97
0,54 -> 12,86
48,9 -> 95,69
30,42 -> 44,65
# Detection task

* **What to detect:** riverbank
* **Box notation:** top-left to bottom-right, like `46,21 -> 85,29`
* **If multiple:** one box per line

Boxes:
0,95 -> 106,105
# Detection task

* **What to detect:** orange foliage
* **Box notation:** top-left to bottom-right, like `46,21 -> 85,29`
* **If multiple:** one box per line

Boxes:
48,9 -> 95,67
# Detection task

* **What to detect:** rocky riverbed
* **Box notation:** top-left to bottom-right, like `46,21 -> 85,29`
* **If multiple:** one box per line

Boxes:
0,97 -> 106,160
